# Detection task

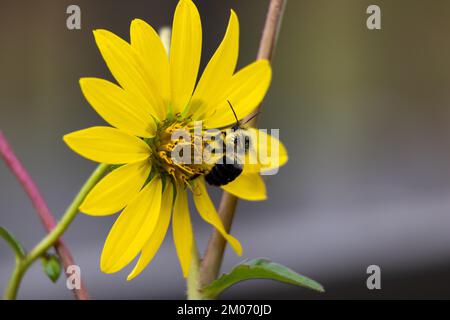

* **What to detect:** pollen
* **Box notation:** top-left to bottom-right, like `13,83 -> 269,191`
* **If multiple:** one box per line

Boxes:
150,114 -> 211,185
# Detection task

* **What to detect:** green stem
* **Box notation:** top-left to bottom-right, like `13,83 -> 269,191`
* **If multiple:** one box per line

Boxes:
155,25 -> 203,301
186,242 -> 203,300
3,164 -> 109,300
3,261 -> 25,300
0,227 -> 26,260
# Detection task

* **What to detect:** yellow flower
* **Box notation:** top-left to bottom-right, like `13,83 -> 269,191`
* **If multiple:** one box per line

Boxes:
63,0 -> 287,280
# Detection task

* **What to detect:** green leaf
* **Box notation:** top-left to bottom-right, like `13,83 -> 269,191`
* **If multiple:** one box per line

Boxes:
202,258 -> 325,299
0,226 -> 26,259
41,254 -> 62,283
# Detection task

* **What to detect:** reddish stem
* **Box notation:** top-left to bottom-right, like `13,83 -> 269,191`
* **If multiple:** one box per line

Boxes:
0,131 -> 90,300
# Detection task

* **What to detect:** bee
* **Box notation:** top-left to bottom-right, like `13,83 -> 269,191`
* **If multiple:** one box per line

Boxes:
205,101 -> 259,187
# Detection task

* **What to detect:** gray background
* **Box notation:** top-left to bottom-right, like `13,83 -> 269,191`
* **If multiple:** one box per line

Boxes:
1,0 -> 450,299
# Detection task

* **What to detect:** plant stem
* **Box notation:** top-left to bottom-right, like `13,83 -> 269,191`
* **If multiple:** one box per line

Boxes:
157,25 -> 204,300
186,243 -> 203,300
2,162 -> 109,300
156,25 -> 204,300
3,261 -> 25,300
200,193 -> 238,286
256,0 -> 287,61
0,131 -> 92,299
199,0 -> 288,289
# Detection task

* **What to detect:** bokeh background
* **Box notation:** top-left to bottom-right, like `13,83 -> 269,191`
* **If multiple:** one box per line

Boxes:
1,0 -> 450,299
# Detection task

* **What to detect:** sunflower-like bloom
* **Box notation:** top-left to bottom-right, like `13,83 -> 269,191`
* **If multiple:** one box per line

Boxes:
64,0 -> 287,280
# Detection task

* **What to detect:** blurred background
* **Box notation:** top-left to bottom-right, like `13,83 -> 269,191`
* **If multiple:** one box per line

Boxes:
1,0 -> 450,299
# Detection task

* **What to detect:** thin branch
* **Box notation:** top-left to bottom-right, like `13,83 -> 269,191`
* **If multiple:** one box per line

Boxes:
256,0 -> 287,61
200,0 -> 288,287
0,131 -> 90,300
200,193 -> 238,286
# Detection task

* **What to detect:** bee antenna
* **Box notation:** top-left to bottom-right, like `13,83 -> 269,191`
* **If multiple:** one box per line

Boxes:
227,100 -> 239,125
243,112 -> 261,125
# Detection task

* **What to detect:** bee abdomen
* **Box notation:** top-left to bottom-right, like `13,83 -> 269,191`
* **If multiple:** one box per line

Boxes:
205,157 -> 243,187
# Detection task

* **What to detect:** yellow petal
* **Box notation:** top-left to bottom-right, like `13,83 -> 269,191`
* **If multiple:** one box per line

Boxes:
193,179 -> 242,256
80,161 -> 151,216
93,29 -> 163,120
170,0 -> 202,113
64,126 -> 151,164
221,170 -> 267,201
245,128 -> 288,174
101,177 -> 163,273
130,19 -> 170,119
127,183 -> 174,280
204,60 -> 272,128
80,78 -> 156,138
191,10 -> 239,118
172,186 -> 193,277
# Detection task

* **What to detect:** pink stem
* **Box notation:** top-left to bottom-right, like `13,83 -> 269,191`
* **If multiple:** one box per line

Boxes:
0,131 -> 90,300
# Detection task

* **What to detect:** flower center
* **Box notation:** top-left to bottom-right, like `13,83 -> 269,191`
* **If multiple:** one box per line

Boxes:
149,115 -> 211,186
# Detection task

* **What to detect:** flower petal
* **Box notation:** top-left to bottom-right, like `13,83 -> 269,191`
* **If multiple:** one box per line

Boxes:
130,19 -> 170,118
245,128 -> 288,174
172,186 -> 193,278
127,183 -> 174,280
93,29 -> 163,120
80,78 -> 156,138
204,60 -> 272,128
80,161 -> 151,216
170,0 -> 202,113
191,10 -> 239,119
63,126 -> 151,164
221,171 -> 267,201
100,177 -> 163,273
193,179 -> 242,256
